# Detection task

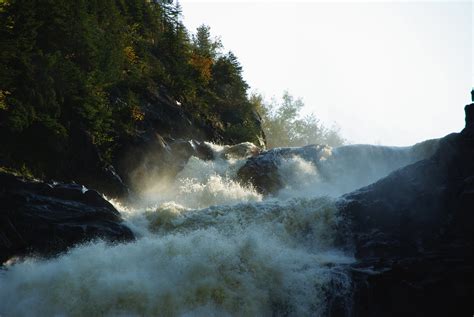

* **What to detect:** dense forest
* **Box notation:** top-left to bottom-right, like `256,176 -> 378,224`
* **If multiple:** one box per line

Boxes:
0,0 -> 265,175
0,0 -> 343,187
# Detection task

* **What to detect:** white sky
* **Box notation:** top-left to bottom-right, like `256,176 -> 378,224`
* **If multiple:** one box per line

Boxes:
180,0 -> 473,146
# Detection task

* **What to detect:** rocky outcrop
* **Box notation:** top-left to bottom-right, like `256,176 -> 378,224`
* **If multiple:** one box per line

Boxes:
0,172 -> 134,265
237,139 -> 439,196
237,145 -> 330,195
0,87 -> 266,201
334,103 -> 474,316
65,126 -> 130,199
117,136 -> 217,193
53,90 -> 212,199
111,87 -> 266,197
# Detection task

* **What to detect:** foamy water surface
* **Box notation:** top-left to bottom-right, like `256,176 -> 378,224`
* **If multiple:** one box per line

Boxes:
0,141 -> 434,316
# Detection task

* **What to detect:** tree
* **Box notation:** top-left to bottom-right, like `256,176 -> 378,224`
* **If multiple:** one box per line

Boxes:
254,91 -> 345,148
192,24 -> 222,59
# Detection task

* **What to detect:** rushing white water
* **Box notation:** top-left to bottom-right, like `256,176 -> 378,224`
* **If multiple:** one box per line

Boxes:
0,141 -> 435,316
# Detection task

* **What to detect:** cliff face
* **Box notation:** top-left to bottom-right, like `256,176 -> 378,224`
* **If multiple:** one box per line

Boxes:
109,88 -> 266,196
333,103 -> 474,316
64,88 -> 266,199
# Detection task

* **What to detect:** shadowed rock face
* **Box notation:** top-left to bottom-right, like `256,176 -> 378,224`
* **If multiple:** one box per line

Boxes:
109,87 -> 266,199
0,173 -> 134,264
333,103 -> 474,316
118,138 -> 217,194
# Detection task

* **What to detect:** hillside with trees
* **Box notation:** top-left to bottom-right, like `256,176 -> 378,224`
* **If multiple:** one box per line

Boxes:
0,0 -> 344,196
0,0 -> 264,176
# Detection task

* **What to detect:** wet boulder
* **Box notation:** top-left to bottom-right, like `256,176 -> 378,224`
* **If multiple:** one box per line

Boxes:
0,172 -> 134,264
237,145 -> 330,195
220,142 -> 261,160
238,138 -> 440,197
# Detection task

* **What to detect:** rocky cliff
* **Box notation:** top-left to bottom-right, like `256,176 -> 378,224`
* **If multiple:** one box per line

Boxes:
332,103 -> 474,316
21,89 -> 267,201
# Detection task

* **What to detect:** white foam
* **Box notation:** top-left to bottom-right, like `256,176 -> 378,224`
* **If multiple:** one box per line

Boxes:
0,198 -> 353,316
0,142 -> 367,316
138,146 -> 262,210
274,142 -> 435,198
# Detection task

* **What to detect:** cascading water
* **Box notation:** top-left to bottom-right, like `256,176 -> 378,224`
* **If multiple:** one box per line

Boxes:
0,141 -> 437,316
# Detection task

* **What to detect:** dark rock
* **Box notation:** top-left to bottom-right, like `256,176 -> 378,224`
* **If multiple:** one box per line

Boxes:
62,125 -> 130,199
112,87 -> 214,178
339,134 -> 473,260
344,253 -> 473,317
333,104 -> 474,316
131,87 -> 207,141
237,145 -> 329,195
237,140 -> 438,196
111,86 -> 266,197
112,85 -> 256,195
463,103 -> 474,137
169,139 -> 215,162
0,172 -> 134,265
117,135 -> 216,193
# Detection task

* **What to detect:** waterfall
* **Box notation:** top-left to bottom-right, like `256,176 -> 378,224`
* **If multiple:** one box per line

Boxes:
0,140 -> 435,316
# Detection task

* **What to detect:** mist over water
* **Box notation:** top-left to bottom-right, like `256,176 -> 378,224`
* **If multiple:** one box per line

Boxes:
0,141 -> 437,316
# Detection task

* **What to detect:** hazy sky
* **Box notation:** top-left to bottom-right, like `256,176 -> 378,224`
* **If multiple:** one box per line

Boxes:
180,1 -> 473,146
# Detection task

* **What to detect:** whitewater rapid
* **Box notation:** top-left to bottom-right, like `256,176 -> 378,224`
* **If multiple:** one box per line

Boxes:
0,141 -> 436,316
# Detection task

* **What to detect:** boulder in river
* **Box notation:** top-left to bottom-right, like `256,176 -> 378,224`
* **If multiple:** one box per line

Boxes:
237,139 -> 439,197
237,144 -> 331,195
0,172 -> 134,265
